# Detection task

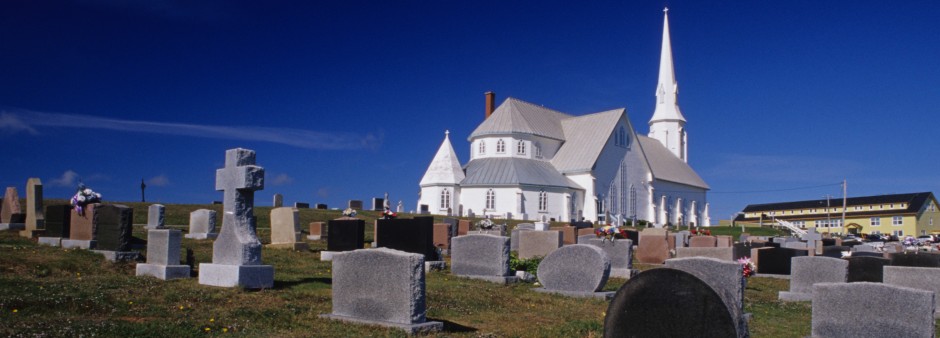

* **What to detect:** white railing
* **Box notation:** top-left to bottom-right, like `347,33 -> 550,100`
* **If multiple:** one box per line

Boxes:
776,219 -> 807,237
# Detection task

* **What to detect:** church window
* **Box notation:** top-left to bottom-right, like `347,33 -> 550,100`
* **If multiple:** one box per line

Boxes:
485,189 -> 495,209
538,191 -> 547,211
496,139 -> 506,153
440,189 -> 450,209
534,143 -> 542,158
517,140 -> 526,155
478,141 -> 485,155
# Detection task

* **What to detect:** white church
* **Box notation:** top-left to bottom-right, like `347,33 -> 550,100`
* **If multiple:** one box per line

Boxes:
418,9 -> 711,227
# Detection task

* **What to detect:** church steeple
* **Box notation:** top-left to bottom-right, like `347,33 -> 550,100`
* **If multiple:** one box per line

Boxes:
649,7 -> 688,162
419,130 -> 465,187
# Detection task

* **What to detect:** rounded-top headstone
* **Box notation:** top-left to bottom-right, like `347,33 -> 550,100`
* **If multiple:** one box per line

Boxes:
604,268 -> 737,338
537,244 -> 610,292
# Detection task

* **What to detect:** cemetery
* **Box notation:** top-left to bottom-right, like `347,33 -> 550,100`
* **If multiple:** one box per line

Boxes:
4,173 -> 940,336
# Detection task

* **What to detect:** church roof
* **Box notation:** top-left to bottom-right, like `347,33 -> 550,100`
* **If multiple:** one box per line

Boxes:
468,98 -> 571,141
461,157 -> 580,189
551,108 -> 625,173
636,135 -> 709,189
419,131 -> 465,187
649,8 -> 686,125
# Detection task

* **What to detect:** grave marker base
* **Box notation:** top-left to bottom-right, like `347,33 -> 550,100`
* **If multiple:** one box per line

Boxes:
425,261 -> 447,272
265,242 -> 309,251
533,288 -> 615,300
136,264 -> 191,280
0,223 -> 25,231
306,235 -> 322,240
19,229 -> 45,238
454,275 -> 520,285
198,263 -> 274,288
610,268 -> 639,279
61,239 -> 96,249
319,314 -> 443,335
184,233 -> 218,240
37,237 -> 62,246
778,291 -> 812,302
320,251 -> 340,261
91,250 -> 141,262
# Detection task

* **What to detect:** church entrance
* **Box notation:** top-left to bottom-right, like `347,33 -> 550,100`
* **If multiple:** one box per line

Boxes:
846,223 -> 862,235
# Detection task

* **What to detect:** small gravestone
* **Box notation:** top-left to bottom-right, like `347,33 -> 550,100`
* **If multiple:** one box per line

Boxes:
185,209 -> 218,239
715,235 -> 732,247
376,217 -> 438,261
432,223 -> 452,254
450,234 -> 518,284
585,238 -> 635,278
0,187 -> 25,230
673,232 -> 689,248
272,193 -> 283,207
733,242 -> 764,260
267,207 -> 308,250
510,223 -> 535,251
322,218 -> 365,261
623,229 -> 639,245
38,205 -> 71,246
62,204 -> 98,249
348,200 -> 363,210
315,203 -> 328,210
882,242 -> 903,253
779,256 -> 848,301
675,247 -> 734,261
457,220 -> 470,236
852,251 -> 885,258
559,226 -> 578,245
94,204 -> 135,252
146,204 -> 165,229
884,266 -> 940,317
307,221 -> 326,240
811,282 -> 935,338
577,234 -> 596,244
889,252 -> 940,267
136,229 -> 190,280
755,247 -> 809,275
636,229 -> 669,264
442,217 -> 459,245
820,245 -> 849,258
852,244 -> 878,253
801,228 -> 823,254
518,230 -> 562,259
535,244 -> 613,299
847,256 -> 890,283
689,236 -> 717,247
20,178 -> 44,238
372,198 -> 384,211
665,257 -> 748,336
198,148 -> 274,289
604,268 -> 740,337
294,202 -> 309,209
320,248 -> 443,334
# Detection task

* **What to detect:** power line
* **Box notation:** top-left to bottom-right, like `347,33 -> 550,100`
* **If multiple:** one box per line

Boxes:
653,182 -> 843,195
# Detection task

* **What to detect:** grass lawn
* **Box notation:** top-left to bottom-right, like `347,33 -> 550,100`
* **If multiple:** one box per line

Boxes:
1,202 -> 937,337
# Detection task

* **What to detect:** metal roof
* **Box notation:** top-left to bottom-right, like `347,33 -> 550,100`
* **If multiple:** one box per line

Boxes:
636,135 -> 709,189
551,108 -> 624,173
739,192 -> 935,215
468,98 -> 571,141
461,157 -> 581,189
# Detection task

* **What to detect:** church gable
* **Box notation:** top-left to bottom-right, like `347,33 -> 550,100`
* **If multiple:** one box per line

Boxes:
552,108 -> 625,174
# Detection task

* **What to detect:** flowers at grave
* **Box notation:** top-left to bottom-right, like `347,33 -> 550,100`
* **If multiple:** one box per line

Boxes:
342,208 -> 357,217
841,251 -> 852,258
476,218 -> 495,230
381,208 -> 397,219
737,257 -> 756,278
595,225 -> 621,242
690,228 -> 712,236
70,184 -> 102,215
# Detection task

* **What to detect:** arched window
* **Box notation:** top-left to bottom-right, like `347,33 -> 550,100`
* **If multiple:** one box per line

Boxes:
496,139 -> 505,153
534,142 -> 542,158
517,140 -> 526,155
440,189 -> 450,209
538,191 -> 548,211
478,141 -> 485,155
485,189 -> 495,209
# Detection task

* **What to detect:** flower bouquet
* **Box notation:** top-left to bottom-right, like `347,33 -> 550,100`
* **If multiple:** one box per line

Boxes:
476,218 -> 495,230
595,225 -> 625,242
738,257 -> 756,278
342,208 -> 357,218
381,208 -> 397,219
70,184 -> 102,215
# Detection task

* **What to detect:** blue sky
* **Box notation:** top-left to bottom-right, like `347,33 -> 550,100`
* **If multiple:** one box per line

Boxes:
1,1 -> 938,223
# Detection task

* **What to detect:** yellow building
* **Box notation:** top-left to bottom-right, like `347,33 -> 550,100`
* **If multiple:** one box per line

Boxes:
735,192 -> 939,236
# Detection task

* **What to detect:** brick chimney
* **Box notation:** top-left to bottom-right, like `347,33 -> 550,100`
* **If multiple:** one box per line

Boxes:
484,91 -> 495,119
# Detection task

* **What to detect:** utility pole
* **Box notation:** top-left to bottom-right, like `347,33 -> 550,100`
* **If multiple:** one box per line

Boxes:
825,194 -> 832,234
841,179 -> 847,234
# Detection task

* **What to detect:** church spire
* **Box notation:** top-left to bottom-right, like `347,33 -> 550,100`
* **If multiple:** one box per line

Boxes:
419,130 -> 465,187
648,7 -> 688,162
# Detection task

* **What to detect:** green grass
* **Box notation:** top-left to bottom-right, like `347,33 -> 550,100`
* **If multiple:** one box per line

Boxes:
2,202 -> 937,337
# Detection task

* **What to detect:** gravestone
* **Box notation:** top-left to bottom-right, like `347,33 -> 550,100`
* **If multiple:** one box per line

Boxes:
889,252 -> 940,267
20,178 -> 44,238
585,238 -> 635,278
577,234 -> 597,244
675,247 -> 734,261
852,244 -> 878,253
733,242 -> 764,260
884,266 -> 940,317
846,256 -> 890,283
450,234 -> 517,284
372,198 -> 384,211
570,221 -> 593,229
755,247 -> 809,275
665,257 -> 748,337
348,200 -> 363,210
322,218 -> 366,260
518,230 -> 562,259
94,204 -> 135,252
510,223 -> 535,252
672,232 -> 689,248
272,193 -> 283,207
801,228 -> 823,254
375,217 -> 438,261
882,242 -> 903,254
146,204 -> 165,229
307,221 -> 326,240
198,148 -> 274,289
0,187 -> 25,230
442,217 -> 459,246
635,229 -> 669,264
559,226 -> 578,245
38,205 -> 71,246
604,268 -> 741,337
432,223 -> 453,254
320,248 -> 442,334
779,256 -> 848,301
851,251 -> 886,258
715,235 -> 732,248
811,282 -> 934,338
457,220 -> 470,236
689,236 -> 717,248
267,207 -> 308,250
820,245 -> 849,258
61,204 -> 98,249
534,244 -> 613,299
185,209 -> 218,239
623,230 -> 639,245
294,202 -> 309,209
136,229 -> 190,280
315,203 -> 328,210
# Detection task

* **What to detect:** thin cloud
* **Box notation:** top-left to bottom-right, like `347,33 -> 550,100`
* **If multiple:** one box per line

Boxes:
0,112 -> 38,135
48,170 -> 79,187
1,108 -> 381,150
270,173 -> 294,186
147,174 -> 170,187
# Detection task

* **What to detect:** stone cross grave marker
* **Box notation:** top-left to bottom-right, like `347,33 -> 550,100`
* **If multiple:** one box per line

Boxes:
801,228 -> 823,254
146,204 -> 165,229
21,178 -> 44,238
198,148 -> 273,288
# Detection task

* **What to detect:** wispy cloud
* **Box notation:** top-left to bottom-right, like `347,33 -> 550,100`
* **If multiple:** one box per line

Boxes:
0,108 -> 381,150
147,174 -> 170,187
48,170 -> 79,187
270,173 -> 294,186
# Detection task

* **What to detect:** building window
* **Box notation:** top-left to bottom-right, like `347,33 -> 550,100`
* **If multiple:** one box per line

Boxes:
871,217 -> 880,226
485,189 -> 495,209
496,140 -> 505,153
538,191 -> 547,211
892,216 -> 903,226
929,203 -> 937,212
478,141 -> 485,155
517,140 -> 526,155
893,230 -> 903,236
930,217 -> 934,226
615,126 -> 628,147
440,189 -> 450,209
534,143 -> 542,158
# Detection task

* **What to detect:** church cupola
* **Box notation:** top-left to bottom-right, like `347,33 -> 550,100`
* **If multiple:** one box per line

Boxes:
648,7 -> 688,163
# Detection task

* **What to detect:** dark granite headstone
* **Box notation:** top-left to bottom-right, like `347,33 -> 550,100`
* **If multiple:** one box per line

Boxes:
372,198 -> 385,211
765,241 -> 781,249
889,252 -> 940,268
327,218 -> 365,252
294,202 -> 310,209
851,251 -> 885,258
733,242 -> 764,260
315,204 -> 328,210
570,221 -> 593,229
821,245 -> 849,258
604,268 -> 738,338
375,216 -> 437,260
623,230 -> 638,245
847,256 -> 890,283
44,205 -> 72,238
841,240 -> 862,248
756,247 -> 809,275
94,204 -> 134,251
443,217 -> 459,248
821,238 -> 836,246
